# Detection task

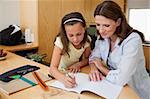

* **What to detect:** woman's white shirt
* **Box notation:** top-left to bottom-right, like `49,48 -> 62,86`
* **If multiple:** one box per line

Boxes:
89,33 -> 150,99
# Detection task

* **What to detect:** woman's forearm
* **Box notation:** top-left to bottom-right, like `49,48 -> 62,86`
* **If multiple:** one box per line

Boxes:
92,59 -> 109,76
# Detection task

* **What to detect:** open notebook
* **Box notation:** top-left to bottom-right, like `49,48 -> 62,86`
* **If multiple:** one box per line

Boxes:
47,73 -> 123,99
0,71 -> 51,95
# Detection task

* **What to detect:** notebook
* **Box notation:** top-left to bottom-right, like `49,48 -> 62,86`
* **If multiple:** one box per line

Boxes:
47,73 -> 123,99
0,71 -> 51,95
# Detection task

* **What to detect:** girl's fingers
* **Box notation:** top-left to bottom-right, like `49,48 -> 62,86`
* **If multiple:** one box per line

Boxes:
64,79 -> 72,88
74,68 -> 79,73
65,76 -> 76,88
72,69 -> 76,73
69,68 -> 80,73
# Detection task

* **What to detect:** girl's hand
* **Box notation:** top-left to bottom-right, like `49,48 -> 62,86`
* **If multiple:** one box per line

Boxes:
66,63 -> 81,73
89,63 -> 103,81
61,74 -> 77,88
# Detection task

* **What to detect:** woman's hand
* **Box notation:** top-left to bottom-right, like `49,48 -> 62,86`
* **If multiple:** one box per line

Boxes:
91,58 -> 109,76
92,58 -> 103,70
89,64 -> 103,81
66,63 -> 81,73
61,74 -> 77,88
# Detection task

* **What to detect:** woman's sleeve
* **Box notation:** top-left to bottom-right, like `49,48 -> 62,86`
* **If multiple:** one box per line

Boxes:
89,40 -> 102,63
106,33 -> 143,86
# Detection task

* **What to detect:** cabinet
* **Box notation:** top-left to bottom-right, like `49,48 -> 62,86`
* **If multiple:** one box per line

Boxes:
38,0 -> 61,63
20,0 -> 125,63
20,0 -> 38,45
143,45 -> 150,71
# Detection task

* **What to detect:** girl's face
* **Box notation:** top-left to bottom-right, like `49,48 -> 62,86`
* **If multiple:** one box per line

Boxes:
65,22 -> 85,47
95,15 -> 120,39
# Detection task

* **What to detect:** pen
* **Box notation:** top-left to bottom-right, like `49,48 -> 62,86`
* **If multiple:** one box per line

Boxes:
66,73 -> 77,86
48,74 -> 55,79
66,73 -> 74,79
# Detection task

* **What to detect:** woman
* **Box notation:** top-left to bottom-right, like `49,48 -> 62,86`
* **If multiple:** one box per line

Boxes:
89,1 -> 150,99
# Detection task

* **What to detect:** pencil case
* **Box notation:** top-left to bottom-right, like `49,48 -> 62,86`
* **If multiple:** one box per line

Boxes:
0,65 -> 40,82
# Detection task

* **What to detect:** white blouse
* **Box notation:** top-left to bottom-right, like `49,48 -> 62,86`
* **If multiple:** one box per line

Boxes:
89,33 -> 150,99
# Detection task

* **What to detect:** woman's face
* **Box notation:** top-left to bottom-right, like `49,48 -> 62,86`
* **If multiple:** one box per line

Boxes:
95,15 -> 120,39
65,22 -> 85,47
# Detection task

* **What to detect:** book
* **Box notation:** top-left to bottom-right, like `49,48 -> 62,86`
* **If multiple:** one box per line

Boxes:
0,71 -> 51,95
47,73 -> 123,99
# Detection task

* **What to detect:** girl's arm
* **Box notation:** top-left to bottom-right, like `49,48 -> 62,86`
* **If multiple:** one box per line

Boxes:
49,46 -> 64,80
49,46 -> 76,88
79,46 -> 91,67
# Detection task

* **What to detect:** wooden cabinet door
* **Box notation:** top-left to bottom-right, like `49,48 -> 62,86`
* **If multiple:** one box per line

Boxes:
61,0 -> 85,19
37,0 -> 125,63
85,0 -> 125,26
38,0 -> 61,62
143,46 -> 150,70
85,0 -> 101,25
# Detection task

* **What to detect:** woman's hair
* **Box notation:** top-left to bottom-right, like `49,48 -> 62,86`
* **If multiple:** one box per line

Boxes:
94,1 -> 145,44
55,12 -> 89,55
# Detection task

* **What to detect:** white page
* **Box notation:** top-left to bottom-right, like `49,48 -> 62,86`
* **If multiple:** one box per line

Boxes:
81,80 -> 122,99
47,73 -> 122,99
48,73 -> 89,93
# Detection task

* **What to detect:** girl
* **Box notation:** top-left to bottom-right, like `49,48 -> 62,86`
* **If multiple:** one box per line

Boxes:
49,12 -> 91,88
89,1 -> 150,99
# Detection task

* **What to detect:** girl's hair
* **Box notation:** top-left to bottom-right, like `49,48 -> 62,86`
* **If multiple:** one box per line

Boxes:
55,12 -> 89,55
94,1 -> 145,44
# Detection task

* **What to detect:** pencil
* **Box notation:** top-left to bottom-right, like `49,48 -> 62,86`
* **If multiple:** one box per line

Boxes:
66,73 -> 74,79
32,72 -> 49,91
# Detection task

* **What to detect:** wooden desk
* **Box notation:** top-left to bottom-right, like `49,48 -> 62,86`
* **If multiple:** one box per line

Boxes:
143,45 -> 150,71
0,43 -> 38,52
0,52 -> 140,99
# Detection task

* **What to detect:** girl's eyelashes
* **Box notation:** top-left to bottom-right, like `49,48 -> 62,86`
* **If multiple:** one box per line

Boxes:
76,33 -> 81,36
68,34 -> 73,37
68,33 -> 82,37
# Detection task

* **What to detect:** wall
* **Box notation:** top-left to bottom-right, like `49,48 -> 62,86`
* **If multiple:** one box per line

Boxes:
37,0 -> 125,63
20,0 -> 38,45
0,0 -> 20,30
127,0 -> 150,70
127,0 -> 150,8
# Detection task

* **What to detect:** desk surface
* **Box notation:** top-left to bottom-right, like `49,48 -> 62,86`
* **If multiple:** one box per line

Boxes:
0,52 -> 140,99
0,43 -> 38,52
